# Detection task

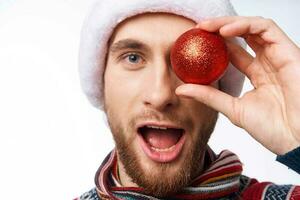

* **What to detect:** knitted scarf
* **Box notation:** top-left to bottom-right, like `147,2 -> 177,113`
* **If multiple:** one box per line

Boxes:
77,148 -> 300,200
94,148 -> 252,200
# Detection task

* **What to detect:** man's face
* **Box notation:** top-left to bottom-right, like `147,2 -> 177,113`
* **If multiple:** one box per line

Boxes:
104,13 -> 218,197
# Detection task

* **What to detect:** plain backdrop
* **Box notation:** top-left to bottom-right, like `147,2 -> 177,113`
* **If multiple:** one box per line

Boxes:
0,0 -> 299,199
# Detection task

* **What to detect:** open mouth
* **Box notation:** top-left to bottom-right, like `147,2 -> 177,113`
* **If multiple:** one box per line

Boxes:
137,123 -> 186,163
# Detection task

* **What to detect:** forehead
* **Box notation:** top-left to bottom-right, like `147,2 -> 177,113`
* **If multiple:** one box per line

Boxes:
110,13 -> 196,47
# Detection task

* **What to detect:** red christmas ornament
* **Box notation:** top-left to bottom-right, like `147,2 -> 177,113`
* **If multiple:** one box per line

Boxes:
170,28 -> 229,85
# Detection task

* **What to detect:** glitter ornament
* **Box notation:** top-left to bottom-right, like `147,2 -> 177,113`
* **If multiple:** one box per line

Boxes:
171,28 -> 229,85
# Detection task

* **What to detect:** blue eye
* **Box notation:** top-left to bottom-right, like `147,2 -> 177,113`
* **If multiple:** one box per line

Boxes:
119,53 -> 145,70
127,54 -> 141,63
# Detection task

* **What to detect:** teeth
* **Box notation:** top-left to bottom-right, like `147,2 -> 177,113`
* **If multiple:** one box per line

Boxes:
146,125 -> 168,130
151,145 -> 175,152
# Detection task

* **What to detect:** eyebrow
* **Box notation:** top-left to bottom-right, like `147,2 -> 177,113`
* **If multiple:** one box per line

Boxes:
109,39 -> 151,53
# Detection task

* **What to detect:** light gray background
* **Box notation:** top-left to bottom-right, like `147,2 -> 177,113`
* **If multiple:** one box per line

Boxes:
0,0 -> 299,199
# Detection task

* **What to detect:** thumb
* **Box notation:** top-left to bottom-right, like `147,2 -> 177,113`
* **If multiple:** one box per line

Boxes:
176,84 -> 238,123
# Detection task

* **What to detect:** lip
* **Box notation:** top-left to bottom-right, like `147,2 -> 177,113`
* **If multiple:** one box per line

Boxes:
136,121 -> 184,131
136,121 -> 186,163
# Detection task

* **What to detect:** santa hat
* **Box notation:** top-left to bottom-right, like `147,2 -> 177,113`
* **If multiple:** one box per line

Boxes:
79,0 -> 245,109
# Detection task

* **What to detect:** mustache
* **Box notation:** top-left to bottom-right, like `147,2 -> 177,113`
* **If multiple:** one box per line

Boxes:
129,109 -> 194,131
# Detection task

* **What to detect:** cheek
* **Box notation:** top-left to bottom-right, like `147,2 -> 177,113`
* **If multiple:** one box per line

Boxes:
104,65 -> 142,117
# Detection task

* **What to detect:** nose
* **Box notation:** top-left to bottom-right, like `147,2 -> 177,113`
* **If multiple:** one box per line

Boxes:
143,58 -> 179,111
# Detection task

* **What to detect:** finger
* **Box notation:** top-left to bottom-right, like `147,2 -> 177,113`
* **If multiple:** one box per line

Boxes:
226,41 -> 268,88
247,35 -> 265,46
196,16 -> 242,32
245,35 -> 264,53
175,84 -> 239,125
226,41 -> 255,78
197,16 -> 291,45
219,17 -> 289,44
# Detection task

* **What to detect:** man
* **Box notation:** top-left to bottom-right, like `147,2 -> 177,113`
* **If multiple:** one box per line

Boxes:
77,0 -> 300,199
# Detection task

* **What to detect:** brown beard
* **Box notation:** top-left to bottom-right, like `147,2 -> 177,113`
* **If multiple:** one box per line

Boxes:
105,108 -> 218,198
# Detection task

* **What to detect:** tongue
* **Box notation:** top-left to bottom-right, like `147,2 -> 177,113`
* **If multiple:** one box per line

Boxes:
143,128 -> 182,149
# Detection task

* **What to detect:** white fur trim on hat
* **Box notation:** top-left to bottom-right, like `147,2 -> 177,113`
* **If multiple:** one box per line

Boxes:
79,0 -> 245,109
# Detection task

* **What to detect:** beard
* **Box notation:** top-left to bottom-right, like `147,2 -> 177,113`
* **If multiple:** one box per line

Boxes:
105,108 -> 218,198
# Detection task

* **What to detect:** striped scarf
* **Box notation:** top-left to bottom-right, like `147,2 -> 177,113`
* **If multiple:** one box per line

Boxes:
77,147 -> 300,200
93,148 -> 255,200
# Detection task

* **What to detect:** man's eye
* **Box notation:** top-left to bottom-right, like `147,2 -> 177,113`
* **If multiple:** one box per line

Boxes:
125,54 -> 142,64
118,53 -> 146,70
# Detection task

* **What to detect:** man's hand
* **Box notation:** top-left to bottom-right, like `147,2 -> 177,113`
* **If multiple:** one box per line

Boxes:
175,16 -> 300,155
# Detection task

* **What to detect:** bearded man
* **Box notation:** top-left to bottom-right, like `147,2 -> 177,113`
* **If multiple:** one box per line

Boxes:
76,0 -> 300,199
